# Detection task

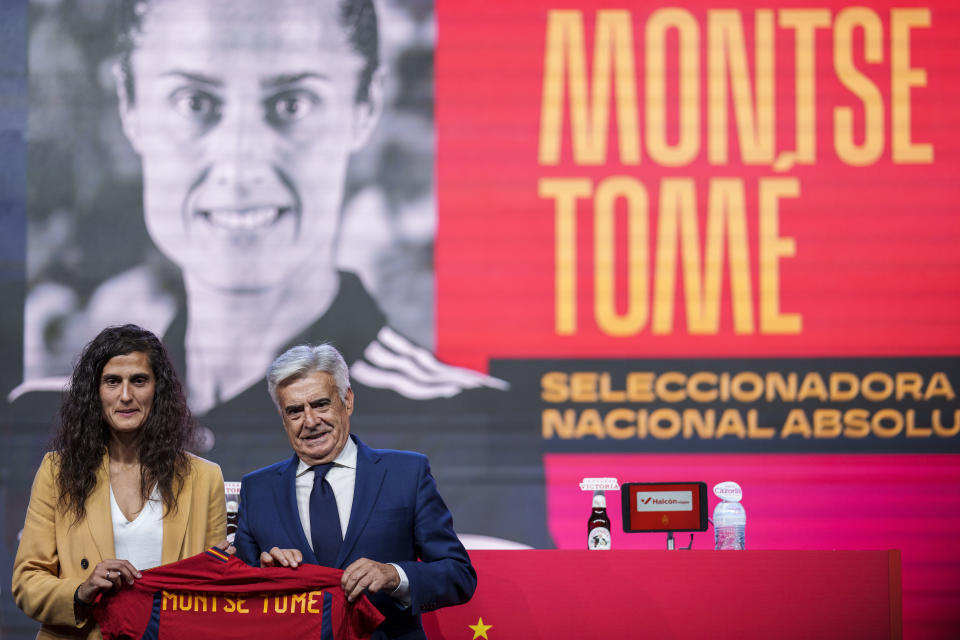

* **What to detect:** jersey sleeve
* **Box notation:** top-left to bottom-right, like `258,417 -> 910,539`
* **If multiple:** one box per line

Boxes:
93,586 -> 152,640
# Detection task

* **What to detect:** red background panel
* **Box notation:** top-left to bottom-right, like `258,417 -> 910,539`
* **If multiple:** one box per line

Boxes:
436,0 -> 960,371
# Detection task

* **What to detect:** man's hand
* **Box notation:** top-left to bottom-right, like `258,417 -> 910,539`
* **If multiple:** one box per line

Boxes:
214,539 -> 236,555
341,558 -> 400,603
260,547 -> 303,568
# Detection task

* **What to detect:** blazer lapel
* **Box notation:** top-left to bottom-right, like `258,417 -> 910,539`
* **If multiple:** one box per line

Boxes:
337,438 -> 385,568
274,454 -> 318,564
161,467 -> 193,564
85,452 -> 115,562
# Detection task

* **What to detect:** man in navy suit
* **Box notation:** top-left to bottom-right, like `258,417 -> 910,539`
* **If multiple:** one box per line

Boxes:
234,343 -> 476,640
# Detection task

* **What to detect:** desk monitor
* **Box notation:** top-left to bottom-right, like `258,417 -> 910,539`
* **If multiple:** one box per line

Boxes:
621,482 -> 708,532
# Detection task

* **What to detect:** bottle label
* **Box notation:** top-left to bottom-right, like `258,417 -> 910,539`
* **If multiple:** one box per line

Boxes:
713,481 -> 743,502
588,527 -> 611,550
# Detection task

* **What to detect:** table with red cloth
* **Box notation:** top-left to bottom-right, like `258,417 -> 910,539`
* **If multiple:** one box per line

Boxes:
423,550 -> 901,639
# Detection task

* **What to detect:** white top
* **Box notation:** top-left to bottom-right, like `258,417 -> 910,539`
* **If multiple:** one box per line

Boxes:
110,484 -> 163,571
293,438 -> 409,602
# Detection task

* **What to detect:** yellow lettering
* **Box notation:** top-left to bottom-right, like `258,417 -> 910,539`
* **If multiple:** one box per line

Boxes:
649,408 -> 682,438
539,10 -> 639,165
540,177 -> 591,334
779,10 -> 831,164
683,409 -> 715,439
575,409 -> 605,438
541,372 -> 569,402
759,178 -> 801,333
291,592 -> 307,614
843,408 -> 870,438
707,10 -> 775,164
782,408 -> 812,438
599,373 -> 626,402
542,409 -> 575,438
814,409 -> 843,438
655,372 -> 687,402
645,9 -> 699,166
730,372 -> 763,402
891,9 -> 933,163
830,372 -> 859,401
307,591 -> 323,615
872,409 -> 903,437
594,177 -> 650,335
798,373 -> 828,401
626,372 -> 655,401
924,372 -> 956,401
766,372 -> 797,401
605,408 -> 636,438
570,371 -> 599,402
932,410 -> 960,437
833,8 -> 884,165
747,410 -> 775,438
862,372 -> 893,401
906,410 -> 931,437
687,372 -> 719,402
716,409 -> 747,438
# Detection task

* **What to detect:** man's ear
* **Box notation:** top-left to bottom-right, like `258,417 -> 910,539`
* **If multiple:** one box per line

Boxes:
113,61 -> 143,154
344,387 -> 355,416
349,66 -> 385,152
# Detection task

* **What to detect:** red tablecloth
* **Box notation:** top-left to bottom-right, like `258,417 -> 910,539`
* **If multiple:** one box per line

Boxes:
423,550 -> 901,639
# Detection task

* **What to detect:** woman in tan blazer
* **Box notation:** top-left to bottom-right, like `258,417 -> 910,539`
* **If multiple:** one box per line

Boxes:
12,325 -> 227,640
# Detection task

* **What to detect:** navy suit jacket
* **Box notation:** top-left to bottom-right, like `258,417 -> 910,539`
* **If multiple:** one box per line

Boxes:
234,436 -> 477,640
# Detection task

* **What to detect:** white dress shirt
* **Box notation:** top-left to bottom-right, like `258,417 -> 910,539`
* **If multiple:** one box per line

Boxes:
294,437 -> 409,601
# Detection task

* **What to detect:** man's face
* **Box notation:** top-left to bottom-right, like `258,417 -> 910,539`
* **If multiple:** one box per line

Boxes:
119,0 -> 379,292
277,371 -> 353,465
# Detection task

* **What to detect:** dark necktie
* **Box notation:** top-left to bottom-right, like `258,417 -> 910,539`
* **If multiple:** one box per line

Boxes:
309,463 -> 342,567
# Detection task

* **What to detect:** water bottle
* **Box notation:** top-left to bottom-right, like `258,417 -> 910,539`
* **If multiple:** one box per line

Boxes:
713,481 -> 745,550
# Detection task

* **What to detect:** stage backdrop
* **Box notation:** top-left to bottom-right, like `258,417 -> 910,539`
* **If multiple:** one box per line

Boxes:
1,1 -> 958,638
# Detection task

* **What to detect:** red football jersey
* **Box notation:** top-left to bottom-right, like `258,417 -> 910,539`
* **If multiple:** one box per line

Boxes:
94,548 -> 384,640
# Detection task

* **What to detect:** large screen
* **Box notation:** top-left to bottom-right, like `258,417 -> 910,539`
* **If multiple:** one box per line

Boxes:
1,1 -> 958,638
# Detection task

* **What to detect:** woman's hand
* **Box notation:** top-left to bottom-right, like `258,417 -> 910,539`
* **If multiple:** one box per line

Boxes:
76,560 -> 141,604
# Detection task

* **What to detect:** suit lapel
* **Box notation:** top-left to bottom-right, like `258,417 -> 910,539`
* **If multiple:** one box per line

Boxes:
161,465 -> 193,564
85,452 -> 115,561
274,454 -> 319,564
337,438 -> 385,567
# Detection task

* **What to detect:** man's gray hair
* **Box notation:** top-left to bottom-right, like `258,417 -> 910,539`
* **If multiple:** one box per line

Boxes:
267,343 -> 350,407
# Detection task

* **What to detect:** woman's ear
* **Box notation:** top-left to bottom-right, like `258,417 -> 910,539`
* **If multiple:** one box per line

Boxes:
350,66 -> 386,152
114,61 -> 143,154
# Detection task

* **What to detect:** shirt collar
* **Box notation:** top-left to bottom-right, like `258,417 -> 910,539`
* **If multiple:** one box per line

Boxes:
295,436 -> 358,477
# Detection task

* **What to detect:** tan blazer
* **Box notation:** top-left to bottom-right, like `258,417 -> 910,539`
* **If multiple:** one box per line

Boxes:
12,451 -> 226,640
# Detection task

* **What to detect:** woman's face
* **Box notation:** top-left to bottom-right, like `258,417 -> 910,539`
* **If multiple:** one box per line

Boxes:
120,0 -> 378,293
100,351 -> 156,436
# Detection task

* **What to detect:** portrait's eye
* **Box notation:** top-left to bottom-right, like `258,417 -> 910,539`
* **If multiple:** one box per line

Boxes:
169,88 -> 222,125
265,90 -> 320,126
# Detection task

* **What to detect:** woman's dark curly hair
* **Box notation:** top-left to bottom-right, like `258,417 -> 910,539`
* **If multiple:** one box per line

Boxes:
52,324 -> 196,524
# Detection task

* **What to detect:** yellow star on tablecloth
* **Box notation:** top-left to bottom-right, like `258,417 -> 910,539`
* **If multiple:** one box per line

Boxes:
468,616 -> 493,639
